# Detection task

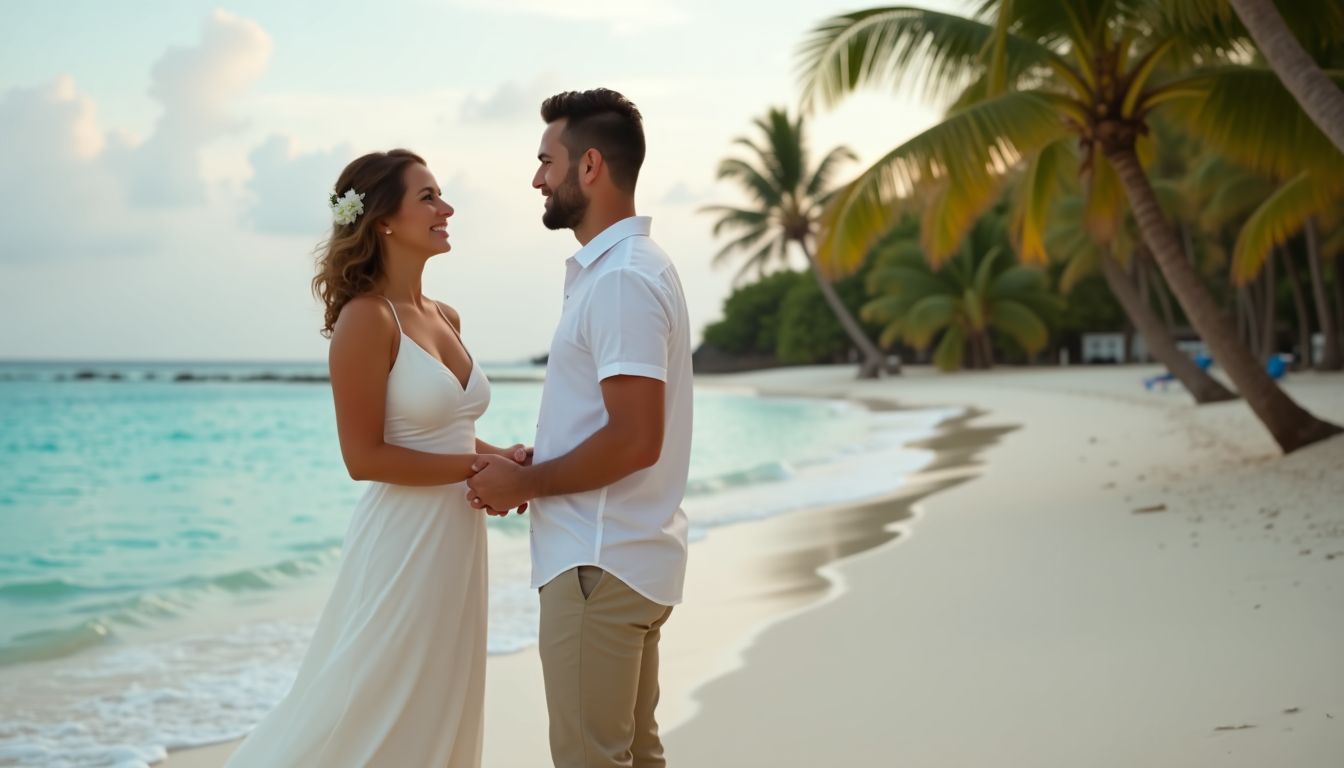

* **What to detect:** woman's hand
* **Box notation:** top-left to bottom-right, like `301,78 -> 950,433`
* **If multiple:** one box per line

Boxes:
475,444 -> 533,515
498,444 -> 534,467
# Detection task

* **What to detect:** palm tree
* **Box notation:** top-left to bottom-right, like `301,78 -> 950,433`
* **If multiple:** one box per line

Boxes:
1163,0 -> 1344,154
701,107 -> 895,378
798,2 -> 1341,452
1187,150 -> 1344,370
1037,125 -> 1238,402
865,213 -> 1060,371
1045,191 -> 1238,402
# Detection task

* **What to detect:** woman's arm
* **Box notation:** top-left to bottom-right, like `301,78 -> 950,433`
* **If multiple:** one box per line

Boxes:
328,296 -> 478,486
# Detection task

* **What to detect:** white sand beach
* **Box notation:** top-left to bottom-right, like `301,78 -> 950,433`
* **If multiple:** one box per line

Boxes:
166,364 -> 1344,767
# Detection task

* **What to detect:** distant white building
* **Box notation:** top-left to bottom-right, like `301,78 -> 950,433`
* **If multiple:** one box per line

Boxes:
1081,332 -> 1206,364
1081,333 -> 1127,363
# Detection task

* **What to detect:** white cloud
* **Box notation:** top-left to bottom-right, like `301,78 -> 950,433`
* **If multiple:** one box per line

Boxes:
660,181 -> 706,206
459,77 -> 564,123
245,135 -> 352,236
0,10 -> 277,264
0,77 -> 144,260
461,81 -> 532,122
116,10 -> 273,206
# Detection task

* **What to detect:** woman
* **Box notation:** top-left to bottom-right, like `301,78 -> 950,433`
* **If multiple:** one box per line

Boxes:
226,149 -> 524,767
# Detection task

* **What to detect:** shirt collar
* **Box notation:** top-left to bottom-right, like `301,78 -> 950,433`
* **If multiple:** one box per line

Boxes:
571,216 -> 652,269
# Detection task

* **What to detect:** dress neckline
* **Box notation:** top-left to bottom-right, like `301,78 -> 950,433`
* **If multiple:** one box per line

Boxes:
399,332 -> 475,391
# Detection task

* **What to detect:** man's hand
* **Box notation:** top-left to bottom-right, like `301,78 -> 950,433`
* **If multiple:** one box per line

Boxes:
467,454 -> 532,516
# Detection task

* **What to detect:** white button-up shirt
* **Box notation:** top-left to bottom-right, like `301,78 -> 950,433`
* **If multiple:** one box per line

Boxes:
530,216 -> 693,605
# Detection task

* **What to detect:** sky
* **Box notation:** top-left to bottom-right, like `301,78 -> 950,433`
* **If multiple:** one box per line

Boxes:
0,0 -> 968,362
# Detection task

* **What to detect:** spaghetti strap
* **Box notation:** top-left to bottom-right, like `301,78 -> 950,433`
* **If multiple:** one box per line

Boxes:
378,296 -> 403,335
431,300 -> 475,373
431,301 -> 463,342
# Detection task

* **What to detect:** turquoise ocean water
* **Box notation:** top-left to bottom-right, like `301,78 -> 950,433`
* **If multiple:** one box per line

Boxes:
0,361 -> 954,767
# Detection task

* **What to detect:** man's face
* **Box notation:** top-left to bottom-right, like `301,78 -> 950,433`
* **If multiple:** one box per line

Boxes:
532,119 -> 589,231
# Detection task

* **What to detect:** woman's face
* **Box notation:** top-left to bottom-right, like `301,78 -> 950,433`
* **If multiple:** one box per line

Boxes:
383,163 -> 455,255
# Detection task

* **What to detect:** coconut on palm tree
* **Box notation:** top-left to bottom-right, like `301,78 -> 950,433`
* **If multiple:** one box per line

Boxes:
797,1 -> 1341,452
701,107 -> 895,378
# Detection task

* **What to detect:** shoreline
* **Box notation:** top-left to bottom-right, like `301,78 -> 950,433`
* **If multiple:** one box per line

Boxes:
665,365 -> 1344,766
161,388 -> 991,767
43,363 -> 1344,766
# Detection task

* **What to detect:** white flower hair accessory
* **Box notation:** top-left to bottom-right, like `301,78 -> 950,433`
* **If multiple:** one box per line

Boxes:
329,188 -> 366,226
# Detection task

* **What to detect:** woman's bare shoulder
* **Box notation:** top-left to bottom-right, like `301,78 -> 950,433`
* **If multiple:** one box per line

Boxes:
433,299 -> 462,332
333,294 -> 399,339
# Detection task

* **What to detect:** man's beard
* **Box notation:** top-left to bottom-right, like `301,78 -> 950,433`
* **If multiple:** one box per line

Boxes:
542,166 -> 588,231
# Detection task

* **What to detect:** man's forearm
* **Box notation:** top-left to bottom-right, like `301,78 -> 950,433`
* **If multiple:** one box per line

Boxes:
523,424 -> 657,498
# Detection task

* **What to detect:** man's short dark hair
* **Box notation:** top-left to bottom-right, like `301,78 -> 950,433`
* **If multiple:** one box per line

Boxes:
540,88 -> 645,193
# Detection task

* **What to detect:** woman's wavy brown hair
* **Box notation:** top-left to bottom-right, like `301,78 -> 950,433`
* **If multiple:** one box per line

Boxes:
312,149 -> 426,337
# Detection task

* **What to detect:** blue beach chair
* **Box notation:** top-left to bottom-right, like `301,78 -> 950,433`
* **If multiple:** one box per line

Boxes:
1143,352 -> 1213,391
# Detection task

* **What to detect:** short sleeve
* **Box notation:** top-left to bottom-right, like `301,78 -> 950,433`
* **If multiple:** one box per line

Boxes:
583,268 -> 671,382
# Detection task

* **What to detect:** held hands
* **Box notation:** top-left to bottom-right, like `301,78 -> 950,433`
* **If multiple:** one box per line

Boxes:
500,443 -> 534,468
467,445 -> 533,517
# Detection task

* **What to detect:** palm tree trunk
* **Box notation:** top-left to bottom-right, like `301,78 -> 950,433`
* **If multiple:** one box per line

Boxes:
1237,286 -> 1257,358
1305,219 -> 1342,370
1227,0 -> 1344,155
1334,260 -> 1344,357
1100,255 -> 1236,403
1261,250 -> 1277,362
1144,252 -> 1178,331
1105,146 -> 1341,452
978,332 -> 994,369
1280,246 -> 1313,369
799,241 -> 894,378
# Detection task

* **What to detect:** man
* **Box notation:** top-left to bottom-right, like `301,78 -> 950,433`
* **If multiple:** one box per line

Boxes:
466,88 -> 693,768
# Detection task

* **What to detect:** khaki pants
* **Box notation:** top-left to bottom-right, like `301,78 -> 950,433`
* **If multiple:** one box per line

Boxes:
539,566 -> 675,768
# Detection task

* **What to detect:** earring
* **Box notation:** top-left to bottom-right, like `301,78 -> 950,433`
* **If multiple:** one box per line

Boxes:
384,228 -> 392,235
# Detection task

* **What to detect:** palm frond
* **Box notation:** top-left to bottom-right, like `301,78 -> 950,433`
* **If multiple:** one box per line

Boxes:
980,0 -> 1117,39
989,298 -> 1050,352
1157,66 -> 1344,181
971,244 -> 1003,297
919,180 -> 1001,269
715,158 -> 785,206
1149,0 -> 1344,59
807,145 -> 859,199
990,263 -> 1048,298
816,89 -> 1071,278
1320,225 -> 1344,262
862,293 -> 906,321
1044,192 -> 1102,292
901,295 -> 959,348
1232,170 -> 1343,283
932,324 -> 967,371
1201,172 -> 1273,232
867,265 -> 953,302
1083,142 -> 1125,244
1010,137 -> 1074,264
797,7 -> 1066,110
699,205 -> 769,237
710,224 -> 773,269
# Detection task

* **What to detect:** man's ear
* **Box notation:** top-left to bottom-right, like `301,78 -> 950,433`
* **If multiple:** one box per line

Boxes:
580,148 -> 603,186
